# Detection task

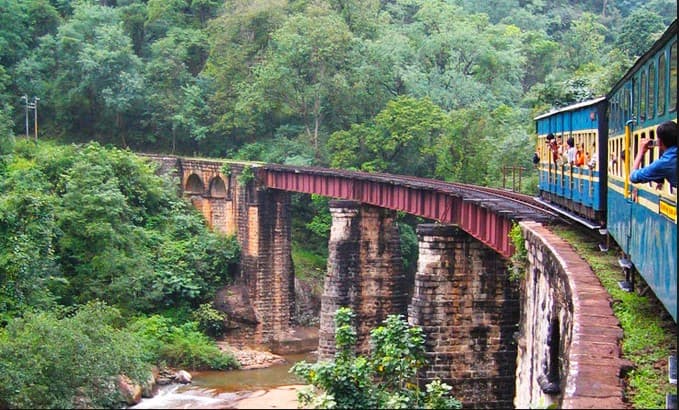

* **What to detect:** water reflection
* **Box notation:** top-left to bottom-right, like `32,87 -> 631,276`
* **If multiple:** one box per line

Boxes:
192,352 -> 315,392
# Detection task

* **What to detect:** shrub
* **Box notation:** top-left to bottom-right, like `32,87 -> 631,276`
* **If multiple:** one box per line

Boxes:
128,314 -> 238,371
508,222 -> 527,281
192,302 -> 227,337
0,301 -> 150,409
291,307 -> 461,409
158,322 -> 239,370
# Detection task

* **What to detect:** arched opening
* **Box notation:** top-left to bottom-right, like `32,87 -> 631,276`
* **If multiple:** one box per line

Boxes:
185,174 -> 204,194
210,176 -> 228,198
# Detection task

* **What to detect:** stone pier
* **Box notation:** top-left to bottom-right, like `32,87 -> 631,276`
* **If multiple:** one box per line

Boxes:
408,224 -> 519,409
237,180 -> 294,346
318,200 -> 408,360
146,156 -> 296,347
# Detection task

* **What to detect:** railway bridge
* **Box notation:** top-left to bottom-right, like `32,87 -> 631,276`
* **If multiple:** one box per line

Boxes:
145,154 -> 627,409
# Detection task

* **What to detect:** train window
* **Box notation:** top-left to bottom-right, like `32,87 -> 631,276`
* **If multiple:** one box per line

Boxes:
611,98 -> 617,132
634,133 -> 641,167
628,87 -> 632,121
658,53 -> 666,116
648,129 -> 656,164
633,79 -> 639,121
670,41 -> 677,112
618,92 -> 624,131
640,70 -> 647,122
648,62 -> 655,120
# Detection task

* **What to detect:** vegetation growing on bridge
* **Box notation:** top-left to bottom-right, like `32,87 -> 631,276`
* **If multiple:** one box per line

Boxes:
508,223 -> 528,282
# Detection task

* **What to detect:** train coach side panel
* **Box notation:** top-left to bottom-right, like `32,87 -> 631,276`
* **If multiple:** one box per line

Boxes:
630,197 -> 677,322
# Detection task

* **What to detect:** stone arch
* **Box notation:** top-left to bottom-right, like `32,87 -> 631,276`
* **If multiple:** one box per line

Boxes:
185,173 -> 204,194
209,176 -> 228,198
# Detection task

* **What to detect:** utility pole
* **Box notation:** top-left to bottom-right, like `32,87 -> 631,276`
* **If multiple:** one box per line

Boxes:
20,95 -> 29,138
32,96 -> 40,142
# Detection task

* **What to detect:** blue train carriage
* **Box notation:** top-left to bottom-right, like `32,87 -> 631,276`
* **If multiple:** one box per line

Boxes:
606,19 -> 677,322
534,97 -> 608,228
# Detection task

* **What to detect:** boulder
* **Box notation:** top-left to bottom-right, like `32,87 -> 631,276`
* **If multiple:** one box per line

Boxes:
175,369 -> 192,384
141,366 -> 159,398
117,375 -> 142,405
214,284 -> 259,325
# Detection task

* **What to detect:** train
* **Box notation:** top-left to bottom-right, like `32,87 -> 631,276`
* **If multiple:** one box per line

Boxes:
533,19 -> 677,323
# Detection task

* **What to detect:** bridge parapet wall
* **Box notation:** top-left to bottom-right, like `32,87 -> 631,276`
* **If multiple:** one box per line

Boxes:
516,221 -> 627,409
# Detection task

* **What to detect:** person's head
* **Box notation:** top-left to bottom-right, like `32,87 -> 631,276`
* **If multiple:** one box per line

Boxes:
567,136 -> 574,148
656,121 -> 678,149
546,133 -> 555,141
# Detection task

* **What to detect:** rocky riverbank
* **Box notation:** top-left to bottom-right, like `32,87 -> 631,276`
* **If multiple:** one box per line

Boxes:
218,343 -> 288,369
128,326 -> 318,409
130,346 -> 312,409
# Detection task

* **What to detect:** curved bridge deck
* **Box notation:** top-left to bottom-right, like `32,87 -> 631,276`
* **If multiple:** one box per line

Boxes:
260,163 -> 559,258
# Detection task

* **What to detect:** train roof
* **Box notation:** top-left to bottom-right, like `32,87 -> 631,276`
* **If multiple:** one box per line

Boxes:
607,19 -> 678,97
533,96 -> 606,120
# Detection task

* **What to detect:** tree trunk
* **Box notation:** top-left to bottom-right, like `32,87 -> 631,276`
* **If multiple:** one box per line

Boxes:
313,94 -> 321,160
118,113 -> 127,148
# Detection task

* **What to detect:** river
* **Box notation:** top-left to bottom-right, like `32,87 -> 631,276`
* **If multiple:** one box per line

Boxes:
131,352 -> 315,409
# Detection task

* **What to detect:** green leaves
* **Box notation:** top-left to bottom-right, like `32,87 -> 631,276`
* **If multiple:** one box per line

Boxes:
0,302 -> 150,409
0,141 -> 240,318
291,308 -> 461,409
328,96 -> 449,178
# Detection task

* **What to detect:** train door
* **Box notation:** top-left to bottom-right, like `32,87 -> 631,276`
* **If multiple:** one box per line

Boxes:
618,77 -> 639,283
549,116 -> 558,194
582,131 -> 594,209
607,84 -> 634,259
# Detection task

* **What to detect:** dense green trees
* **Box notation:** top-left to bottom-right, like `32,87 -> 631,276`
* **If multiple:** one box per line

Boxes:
2,0 -> 672,174
0,140 -> 240,408
0,301 -> 239,408
0,140 -> 240,321
0,302 -> 150,408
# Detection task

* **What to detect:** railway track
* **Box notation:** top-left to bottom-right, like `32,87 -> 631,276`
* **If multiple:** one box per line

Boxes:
378,172 -> 562,222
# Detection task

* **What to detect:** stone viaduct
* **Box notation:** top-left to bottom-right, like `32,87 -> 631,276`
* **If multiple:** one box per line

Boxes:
145,155 -> 629,409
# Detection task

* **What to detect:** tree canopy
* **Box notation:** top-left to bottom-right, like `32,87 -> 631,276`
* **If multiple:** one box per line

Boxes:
0,0 -> 673,186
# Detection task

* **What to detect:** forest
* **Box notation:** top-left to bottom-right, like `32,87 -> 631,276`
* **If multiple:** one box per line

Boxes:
1,0 -> 675,184
0,0 -> 676,408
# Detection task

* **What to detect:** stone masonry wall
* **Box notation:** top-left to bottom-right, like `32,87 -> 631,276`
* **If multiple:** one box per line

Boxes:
408,224 -> 519,409
319,200 -> 408,360
233,165 -> 293,346
516,221 -> 628,409
144,156 -> 294,348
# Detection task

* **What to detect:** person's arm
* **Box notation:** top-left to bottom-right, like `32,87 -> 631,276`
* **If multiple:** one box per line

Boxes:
630,138 -> 664,183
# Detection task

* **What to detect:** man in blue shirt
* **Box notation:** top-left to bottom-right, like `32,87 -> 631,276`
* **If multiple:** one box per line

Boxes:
630,121 -> 677,188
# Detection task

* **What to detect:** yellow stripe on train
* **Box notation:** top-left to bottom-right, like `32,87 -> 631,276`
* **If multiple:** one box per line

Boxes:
659,200 -> 677,222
